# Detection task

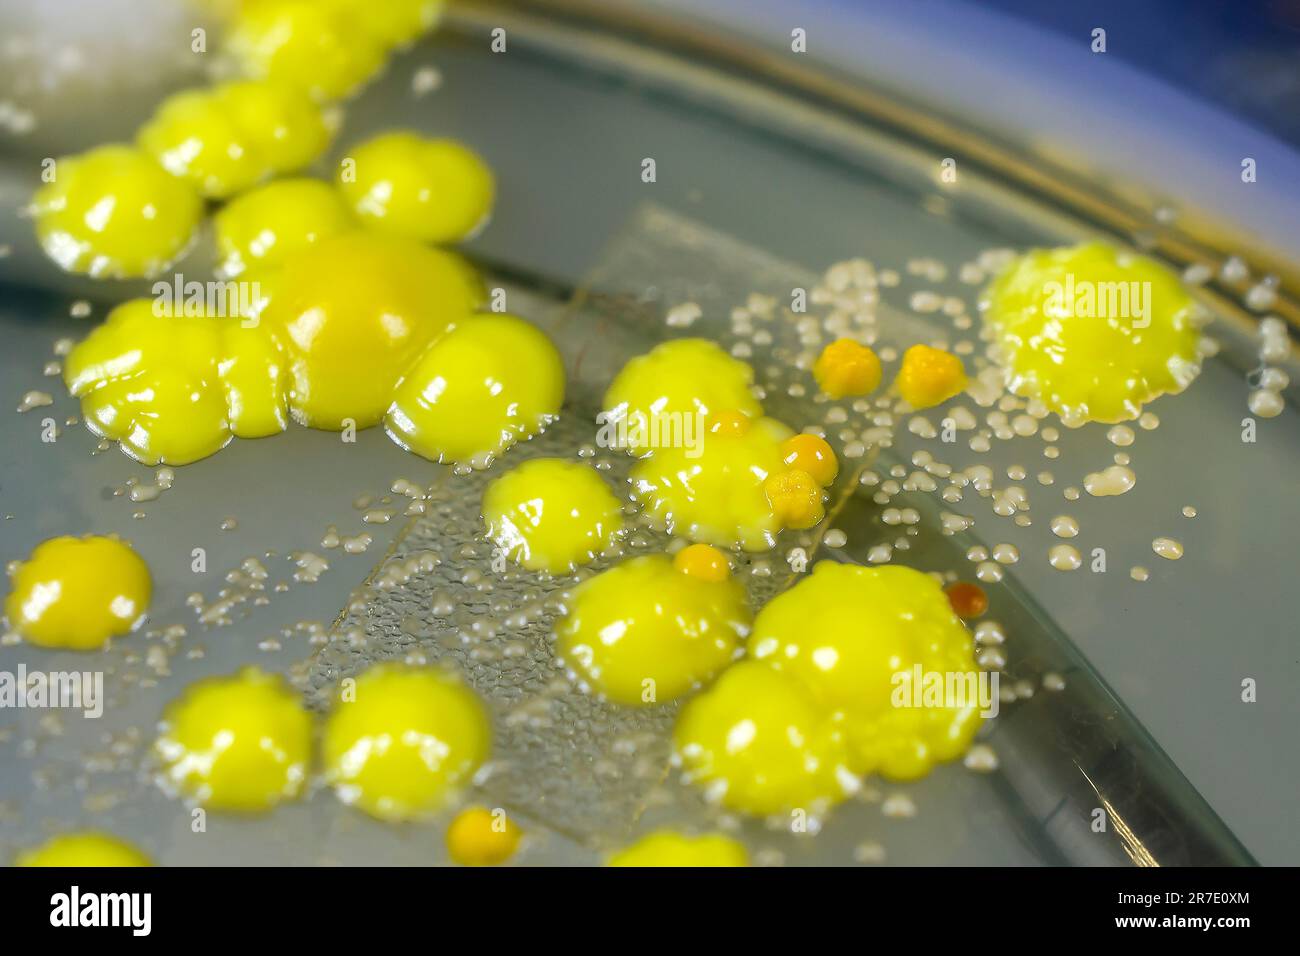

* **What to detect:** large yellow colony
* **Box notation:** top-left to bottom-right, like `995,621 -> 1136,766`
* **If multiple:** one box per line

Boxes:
982,241 -> 1202,425
674,562 -> 984,816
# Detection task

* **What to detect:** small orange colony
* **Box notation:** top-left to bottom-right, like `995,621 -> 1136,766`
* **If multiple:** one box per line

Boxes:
814,337 -> 966,409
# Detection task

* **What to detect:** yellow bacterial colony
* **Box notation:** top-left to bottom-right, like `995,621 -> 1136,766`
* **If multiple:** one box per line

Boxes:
31,145 -> 203,279
630,410 -> 836,551
339,131 -> 495,243
446,806 -> 522,867
322,664 -> 491,822
895,344 -> 968,410
607,830 -> 750,867
482,458 -> 625,573
15,833 -> 152,867
214,178 -> 355,276
674,562 -> 984,816
5,535 -> 151,651
385,313 -> 565,464
675,660 -> 855,816
225,1 -> 389,101
747,562 -> 984,781
137,81 -> 330,198
554,547 -> 750,706
601,338 -> 762,456
813,338 -> 882,399
154,667 -> 313,813
983,241 -> 1202,425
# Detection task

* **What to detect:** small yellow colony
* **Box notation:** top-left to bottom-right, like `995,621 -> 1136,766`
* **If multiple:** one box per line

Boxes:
482,458 -> 624,573
31,145 -> 203,279
154,667 -> 313,812
15,832 -> 152,867
554,546 -> 750,706
895,344 -> 967,410
322,664 -> 491,822
137,81 -> 331,199
446,806 -> 523,867
339,131 -> 495,243
780,432 -> 839,486
674,562 -> 982,816
385,313 -> 566,464
631,411 -> 837,552
601,338 -> 762,456
214,177 -> 355,276
983,241 -> 1201,425
813,338 -> 882,399
5,535 -> 151,650
607,830 -> 749,867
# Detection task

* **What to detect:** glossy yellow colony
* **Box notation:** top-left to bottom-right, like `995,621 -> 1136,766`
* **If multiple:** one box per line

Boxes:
482,458 -> 624,573
607,830 -> 749,867
15,832 -> 151,867
446,806 -> 522,867
339,131 -> 495,243
270,232 -> 483,428
207,0 -> 445,48
601,338 -> 762,456
155,667 -> 313,813
226,0 -> 389,101
5,535 -> 151,650
780,432 -> 839,486
748,562 -> 983,780
555,548 -> 750,706
327,0 -> 446,47
982,242 -> 1201,425
894,344 -> 967,410
214,177 -> 355,276
137,81 -> 330,198
814,338 -> 882,399
630,410 -> 835,551
322,664 -> 491,822
385,313 -> 565,465
65,298 -> 287,465
674,660 -> 854,816
31,145 -> 202,278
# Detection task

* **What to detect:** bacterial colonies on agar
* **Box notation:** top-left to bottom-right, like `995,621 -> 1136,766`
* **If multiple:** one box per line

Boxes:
1,0 -> 1292,868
